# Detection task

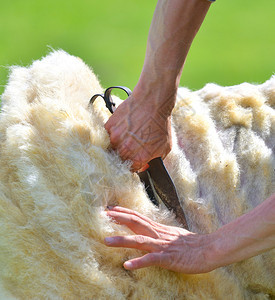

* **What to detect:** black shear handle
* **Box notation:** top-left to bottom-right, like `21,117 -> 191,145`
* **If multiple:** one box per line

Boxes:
90,86 -> 132,114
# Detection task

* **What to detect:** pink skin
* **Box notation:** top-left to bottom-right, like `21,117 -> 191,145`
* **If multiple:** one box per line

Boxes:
104,206 -> 213,274
104,193 -> 275,273
105,93 -> 173,172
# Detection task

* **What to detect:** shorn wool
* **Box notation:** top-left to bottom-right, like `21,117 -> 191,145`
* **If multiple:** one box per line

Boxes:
0,51 -> 274,299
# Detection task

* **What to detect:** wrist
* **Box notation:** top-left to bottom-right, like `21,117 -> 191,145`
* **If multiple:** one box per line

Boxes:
199,232 -> 224,272
203,223 -> 255,271
133,77 -> 177,118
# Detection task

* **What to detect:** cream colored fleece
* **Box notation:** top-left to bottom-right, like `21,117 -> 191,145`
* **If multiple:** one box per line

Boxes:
0,50 -> 274,299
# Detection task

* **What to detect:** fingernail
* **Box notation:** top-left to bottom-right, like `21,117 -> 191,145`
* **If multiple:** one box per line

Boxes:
104,237 -> 114,245
124,261 -> 133,269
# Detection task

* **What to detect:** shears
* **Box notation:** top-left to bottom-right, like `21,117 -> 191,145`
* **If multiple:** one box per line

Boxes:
90,86 -> 188,229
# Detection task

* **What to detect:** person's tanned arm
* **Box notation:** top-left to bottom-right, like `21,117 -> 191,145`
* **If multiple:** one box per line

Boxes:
207,193 -> 275,270
105,0 -> 212,171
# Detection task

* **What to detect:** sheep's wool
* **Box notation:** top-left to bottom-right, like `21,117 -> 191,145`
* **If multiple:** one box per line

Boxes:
0,51 -> 274,299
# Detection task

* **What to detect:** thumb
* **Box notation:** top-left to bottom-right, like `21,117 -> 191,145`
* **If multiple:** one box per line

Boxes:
123,253 -> 163,270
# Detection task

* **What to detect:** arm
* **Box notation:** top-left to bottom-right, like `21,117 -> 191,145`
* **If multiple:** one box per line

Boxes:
104,193 -> 275,273
135,0 -> 211,111
105,0 -> 212,171
207,193 -> 275,269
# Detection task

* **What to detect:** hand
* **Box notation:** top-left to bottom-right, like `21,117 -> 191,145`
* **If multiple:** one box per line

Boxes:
104,206 -> 214,274
104,93 -> 172,172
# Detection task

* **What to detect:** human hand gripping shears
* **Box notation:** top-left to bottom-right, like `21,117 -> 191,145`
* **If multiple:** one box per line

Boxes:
90,86 -> 188,229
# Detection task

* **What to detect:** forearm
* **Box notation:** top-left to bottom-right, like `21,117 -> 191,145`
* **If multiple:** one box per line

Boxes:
207,193 -> 275,270
134,0 -> 211,114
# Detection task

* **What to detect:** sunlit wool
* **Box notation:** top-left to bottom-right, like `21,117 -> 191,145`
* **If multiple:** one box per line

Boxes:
0,51 -> 274,299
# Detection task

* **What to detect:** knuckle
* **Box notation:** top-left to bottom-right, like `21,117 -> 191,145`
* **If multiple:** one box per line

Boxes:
135,235 -> 147,245
150,253 -> 161,265
158,240 -> 169,249
109,131 -> 121,147
109,136 -> 117,146
129,215 -> 139,224
132,157 -> 146,169
104,121 -> 110,132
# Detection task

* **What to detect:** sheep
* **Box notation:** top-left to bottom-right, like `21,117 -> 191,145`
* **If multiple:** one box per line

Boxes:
0,50 -> 274,299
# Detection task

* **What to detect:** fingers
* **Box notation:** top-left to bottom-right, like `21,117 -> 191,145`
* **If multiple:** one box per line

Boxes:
118,146 -> 146,172
105,121 -> 149,172
106,209 -> 159,238
117,136 -> 151,171
130,161 -> 148,173
107,206 -> 175,235
106,206 -> 177,238
104,98 -> 172,172
104,118 -> 111,134
104,235 -> 162,252
137,164 -> 149,172
104,124 -> 121,150
123,252 -> 169,270
107,206 -> 158,227
105,237 -> 172,271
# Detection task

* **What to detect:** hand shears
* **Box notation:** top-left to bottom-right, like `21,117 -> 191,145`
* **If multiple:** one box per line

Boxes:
90,86 -> 188,229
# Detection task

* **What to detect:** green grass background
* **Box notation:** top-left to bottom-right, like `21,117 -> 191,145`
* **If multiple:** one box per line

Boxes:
0,0 -> 274,98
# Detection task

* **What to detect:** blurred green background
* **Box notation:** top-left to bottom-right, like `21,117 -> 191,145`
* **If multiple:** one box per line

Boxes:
0,0 -> 274,98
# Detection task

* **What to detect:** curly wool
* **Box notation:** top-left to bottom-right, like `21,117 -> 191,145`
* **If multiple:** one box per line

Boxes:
0,50 -> 274,299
